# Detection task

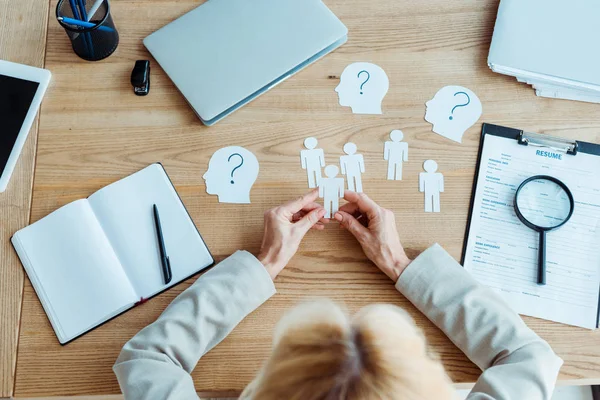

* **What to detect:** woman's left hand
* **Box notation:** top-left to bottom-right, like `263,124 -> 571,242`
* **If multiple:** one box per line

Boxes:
258,189 -> 328,279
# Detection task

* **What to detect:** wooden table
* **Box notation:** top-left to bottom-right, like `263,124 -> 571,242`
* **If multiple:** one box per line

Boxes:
3,0 -> 600,397
0,0 -> 49,398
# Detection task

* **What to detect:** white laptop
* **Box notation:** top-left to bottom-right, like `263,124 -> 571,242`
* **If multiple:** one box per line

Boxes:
144,0 -> 348,126
488,0 -> 600,101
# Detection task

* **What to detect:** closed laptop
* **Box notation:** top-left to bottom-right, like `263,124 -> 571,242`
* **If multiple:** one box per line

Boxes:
144,0 -> 348,125
488,0 -> 600,91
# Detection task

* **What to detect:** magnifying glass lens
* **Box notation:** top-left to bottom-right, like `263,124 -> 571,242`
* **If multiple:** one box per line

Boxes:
514,176 -> 574,286
516,179 -> 572,229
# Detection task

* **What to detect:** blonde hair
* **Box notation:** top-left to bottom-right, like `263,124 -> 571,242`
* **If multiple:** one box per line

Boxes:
241,300 -> 456,400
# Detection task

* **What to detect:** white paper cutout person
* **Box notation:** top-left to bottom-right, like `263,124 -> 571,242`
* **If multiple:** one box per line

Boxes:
384,130 -> 409,180
420,160 -> 444,213
301,137 -> 325,189
339,142 -> 365,193
335,62 -> 389,115
203,146 -> 259,204
319,165 -> 345,218
425,85 -> 482,143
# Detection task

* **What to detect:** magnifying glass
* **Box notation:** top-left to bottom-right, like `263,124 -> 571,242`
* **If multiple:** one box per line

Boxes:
514,175 -> 574,286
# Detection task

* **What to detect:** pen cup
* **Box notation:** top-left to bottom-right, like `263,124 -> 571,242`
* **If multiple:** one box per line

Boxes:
56,0 -> 119,61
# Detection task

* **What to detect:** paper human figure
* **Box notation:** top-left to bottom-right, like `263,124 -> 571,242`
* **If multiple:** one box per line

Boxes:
335,62 -> 389,115
419,160 -> 444,213
319,165 -> 345,218
425,85 -> 482,143
340,142 -> 365,193
203,146 -> 259,204
384,130 -> 409,180
300,137 -> 326,189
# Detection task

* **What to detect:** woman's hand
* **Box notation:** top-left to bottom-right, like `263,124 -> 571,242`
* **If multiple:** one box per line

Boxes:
258,190 -> 328,279
334,191 -> 412,282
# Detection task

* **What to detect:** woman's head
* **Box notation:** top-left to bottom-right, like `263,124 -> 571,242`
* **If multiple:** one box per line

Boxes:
245,300 -> 456,400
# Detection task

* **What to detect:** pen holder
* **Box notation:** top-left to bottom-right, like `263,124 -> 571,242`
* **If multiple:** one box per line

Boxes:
56,0 -> 119,61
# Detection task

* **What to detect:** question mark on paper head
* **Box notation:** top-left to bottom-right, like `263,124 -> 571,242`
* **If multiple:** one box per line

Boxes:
228,153 -> 244,184
357,70 -> 370,95
449,92 -> 471,120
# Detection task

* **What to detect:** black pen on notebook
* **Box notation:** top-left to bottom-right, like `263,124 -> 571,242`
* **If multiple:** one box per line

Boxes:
153,204 -> 172,284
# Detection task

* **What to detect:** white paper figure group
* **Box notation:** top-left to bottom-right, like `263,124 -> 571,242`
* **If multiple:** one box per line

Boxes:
382,130 -> 443,212
301,133 -> 445,215
301,137 -> 367,217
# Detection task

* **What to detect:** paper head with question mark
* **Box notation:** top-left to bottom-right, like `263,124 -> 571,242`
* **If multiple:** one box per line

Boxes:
425,85 -> 482,143
203,146 -> 259,204
335,62 -> 389,115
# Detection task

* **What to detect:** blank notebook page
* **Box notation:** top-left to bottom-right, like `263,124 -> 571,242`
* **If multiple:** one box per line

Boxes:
88,164 -> 213,298
12,200 -> 138,341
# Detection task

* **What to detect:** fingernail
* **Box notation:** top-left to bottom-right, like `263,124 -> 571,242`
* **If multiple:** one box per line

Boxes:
334,213 -> 342,222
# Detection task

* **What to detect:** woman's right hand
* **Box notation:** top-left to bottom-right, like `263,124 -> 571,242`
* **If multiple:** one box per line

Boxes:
334,191 -> 412,282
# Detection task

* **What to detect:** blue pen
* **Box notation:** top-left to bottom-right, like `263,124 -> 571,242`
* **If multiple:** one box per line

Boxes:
58,16 -> 114,32
76,0 -> 94,58
67,0 -> 91,57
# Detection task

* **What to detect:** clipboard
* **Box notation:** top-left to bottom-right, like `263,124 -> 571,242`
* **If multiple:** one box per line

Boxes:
461,123 -> 600,328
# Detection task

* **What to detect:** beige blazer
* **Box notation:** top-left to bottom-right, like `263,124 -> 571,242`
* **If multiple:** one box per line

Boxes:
113,244 -> 562,399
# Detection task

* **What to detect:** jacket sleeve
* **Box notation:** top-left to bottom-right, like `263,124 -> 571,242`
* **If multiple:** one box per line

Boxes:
113,250 -> 276,400
396,244 -> 563,400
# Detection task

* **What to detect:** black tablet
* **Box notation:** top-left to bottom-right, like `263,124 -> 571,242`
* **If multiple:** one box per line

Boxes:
0,60 -> 51,192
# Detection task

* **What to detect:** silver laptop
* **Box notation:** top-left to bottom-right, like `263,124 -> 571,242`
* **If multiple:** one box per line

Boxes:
144,0 -> 348,126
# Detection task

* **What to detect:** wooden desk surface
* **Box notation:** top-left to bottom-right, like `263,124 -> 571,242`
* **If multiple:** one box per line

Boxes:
0,0 -> 49,397
8,0 -> 600,397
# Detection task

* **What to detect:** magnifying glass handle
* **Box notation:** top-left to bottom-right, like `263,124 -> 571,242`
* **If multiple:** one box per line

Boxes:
538,231 -> 547,285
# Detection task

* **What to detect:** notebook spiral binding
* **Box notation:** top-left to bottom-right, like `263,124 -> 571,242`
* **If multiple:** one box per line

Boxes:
517,131 -> 579,155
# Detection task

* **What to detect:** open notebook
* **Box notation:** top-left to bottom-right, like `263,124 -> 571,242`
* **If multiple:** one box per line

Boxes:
12,164 -> 214,344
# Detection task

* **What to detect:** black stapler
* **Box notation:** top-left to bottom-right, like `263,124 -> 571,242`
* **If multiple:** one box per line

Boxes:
131,60 -> 150,96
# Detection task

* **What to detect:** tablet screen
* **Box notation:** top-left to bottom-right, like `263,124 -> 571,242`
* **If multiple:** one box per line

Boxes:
0,74 -> 40,173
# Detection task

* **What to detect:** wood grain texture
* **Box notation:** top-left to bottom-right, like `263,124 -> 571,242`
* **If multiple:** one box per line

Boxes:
13,0 -> 600,397
0,0 -> 49,397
